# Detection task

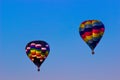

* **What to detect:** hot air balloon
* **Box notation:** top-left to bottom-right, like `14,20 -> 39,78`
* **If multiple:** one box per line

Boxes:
25,40 -> 50,71
79,20 -> 105,55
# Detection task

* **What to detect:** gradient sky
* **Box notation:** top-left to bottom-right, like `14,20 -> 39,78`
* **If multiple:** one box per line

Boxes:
1,0 -> 120,80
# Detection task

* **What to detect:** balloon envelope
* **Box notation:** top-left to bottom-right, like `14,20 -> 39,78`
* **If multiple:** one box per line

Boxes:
79,20 -> 105,54
25,40 -> 50,71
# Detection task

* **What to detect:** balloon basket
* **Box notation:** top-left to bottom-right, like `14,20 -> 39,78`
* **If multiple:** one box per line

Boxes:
38,68 -> 40,72
92,50 -> 95,55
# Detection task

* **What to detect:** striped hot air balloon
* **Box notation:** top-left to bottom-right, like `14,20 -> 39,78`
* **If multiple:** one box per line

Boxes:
25,40 -> 50,71
79,20 -> 105,55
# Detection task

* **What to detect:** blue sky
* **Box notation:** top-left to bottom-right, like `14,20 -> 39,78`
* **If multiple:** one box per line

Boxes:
1,0 -> 120,80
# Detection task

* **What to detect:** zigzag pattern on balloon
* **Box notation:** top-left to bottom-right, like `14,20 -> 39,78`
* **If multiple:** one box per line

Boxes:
26,43 -> 49,61
79,20 -> 105,50
25,41 -> 50,69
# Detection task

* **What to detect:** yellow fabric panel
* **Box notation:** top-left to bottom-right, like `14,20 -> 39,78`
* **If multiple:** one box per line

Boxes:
80,24 -> 85,29
28,53 -> 32,57
85,21 -> 91,25
92,20 -> 100,24
41,54 -> 45,58
36,52 -> 41,56
100,32 -> 104,36
36,55 -> 41,58
45,51 -> 49,55
83,37 -> 89,42
30,49 -> 36,53
92,33 -> 100,37
36,50 -> 41,54
92,20 -> 97,24
32,55 -> 36,57
86,35 -> 93,41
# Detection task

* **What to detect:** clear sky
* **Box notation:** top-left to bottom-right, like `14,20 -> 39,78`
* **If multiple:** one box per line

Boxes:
1,0 -> 120,80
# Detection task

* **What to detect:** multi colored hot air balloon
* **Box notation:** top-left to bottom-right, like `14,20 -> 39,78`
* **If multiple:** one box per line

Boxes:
79,20 -> 105,55
25,40 -> 50,71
